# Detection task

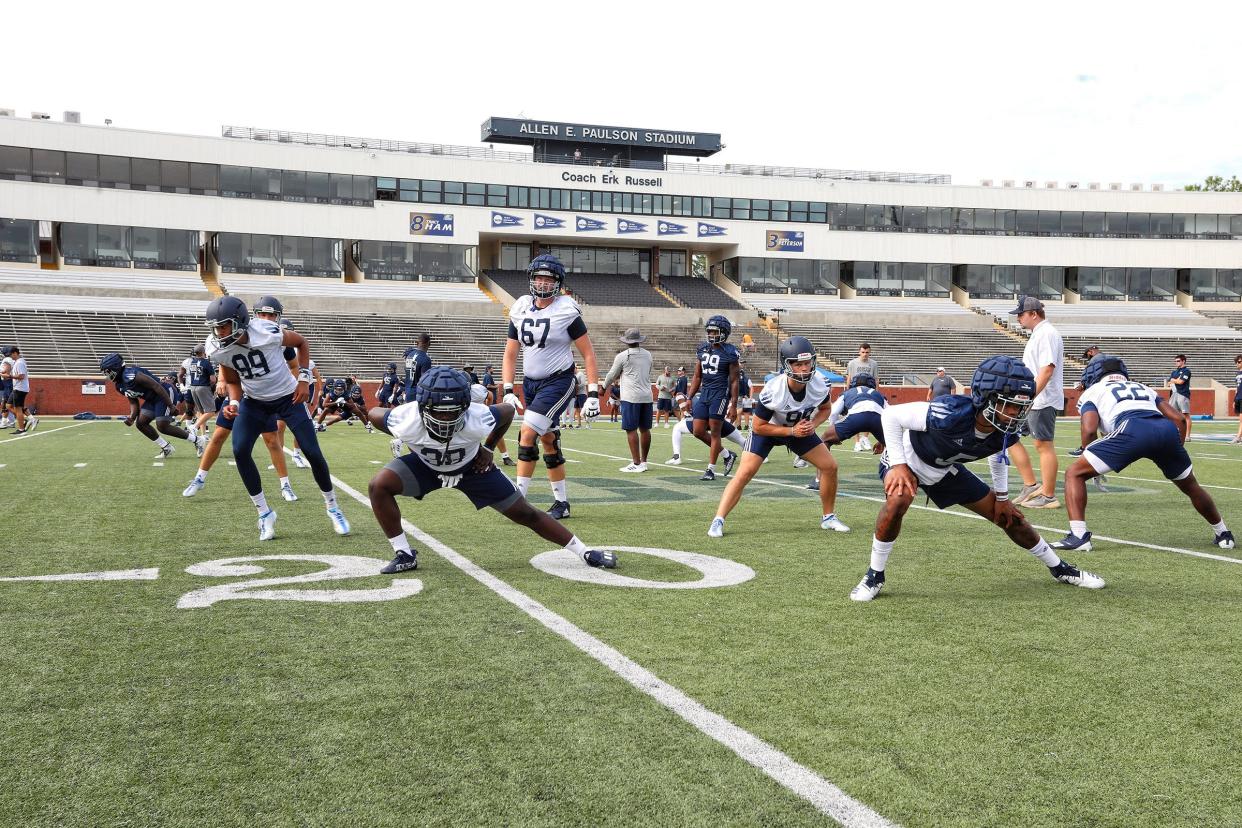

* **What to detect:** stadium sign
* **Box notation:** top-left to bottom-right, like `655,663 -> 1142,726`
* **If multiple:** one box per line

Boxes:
534,214 -> 566,229
698,222 -> 728,238
766,229 -> 804,252
658,221 -> 687,236
483,117 -> 722,154
576,216 -> 607,232
409,212 -> 454,237
616,219 -> 648,234
491,211 -> 523,228
561,171 -> 664,187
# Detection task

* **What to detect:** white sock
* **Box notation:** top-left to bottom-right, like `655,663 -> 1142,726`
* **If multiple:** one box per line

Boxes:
251,492 -> 269,514
279,476 -> 290,488
501,452 -> 511,460
187,424 -> 197,438
194,469 -> 208,483
388,533 -> 411,553
1211,520 -> 1228,533
516,476 -> 532,496
870,536 -> 894,572
551,480 -> 567,502
725,429 -> 745,448
156,437 -> 171,449
1027,538 -> 1062,568
1070,520 -> 1088,537
323,490 -> 338,510
672,424 -> 685,454
564,535 -> 588,556
706,463 -> 716,472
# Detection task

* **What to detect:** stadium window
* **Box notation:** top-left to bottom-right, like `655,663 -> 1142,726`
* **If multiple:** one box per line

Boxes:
864,204 -> 886,228
610,192 -> 624,212
928,263 -> 952,292
752,199 -> 770,221
1194,214 -> 1219,236
219,165 -> 252,198
1218,268 -> 1242,297
59,223 -> 96,265
253,167 -> 282,200
1149,268 -> 1175,297
617,247 -> 640,275
190,163 -> 219,195
1039,267 -> 1065,297
637,194 -> 651,214
1061,211 -> 1083,235
0,218 -> 38,262
844,203 -> 864,228
1082,211 -> 1105,235
64,152 -> 98,185
1037,210 -> 1060,235
996,209 -> 1016,234
991,265 -> 1016,294
1102,267 -> 1127,297
591,191 -> 606,211
131,157 -> 161,191
924,206 -> 948,231
510,186 -> 529,208
1015,210 -> 1037,235
244,233 -> 280,274
465,182 -> 485,206
621,192 -> 633,213
305,171 -> 330,203
672,195 -> 690,216
902,205 -> 927,230
31,148 -> 66,183
901,262 -> 927,293
771,200 -> 789,221
952,208 -> 973,231
0,146 -> 32,179
809,202 -> 827,223
487,184 -> 506,207
1150,213 -> 1174,236
657,195 -> 672,214
1014,265 -> 1040,295
572,190 -> 589,210
712,197 -> 730,219
732,198 -> 750,220
97,154 -> 130,189
1231,215 -> 1242,239
827,203 -> 845,227
1076,267 -> 1103,297
443,181 -> 464,205
160,160 -> 190,193
281,169 -> 307,202
791,201 -> 809,222
596,247 -> 618,274
1104,212 -> 1128,237
1128,212 -> 1150,236
972,208 -> 994,232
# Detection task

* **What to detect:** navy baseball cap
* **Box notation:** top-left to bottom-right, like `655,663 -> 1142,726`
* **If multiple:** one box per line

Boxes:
1008,295 -> 1044,315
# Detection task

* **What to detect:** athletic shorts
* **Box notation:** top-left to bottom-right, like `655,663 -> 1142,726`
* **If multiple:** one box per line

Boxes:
190,385 -> 217,414
1170,393 -> 1191,414
9,389 -> 27,409
620,401 -> 653,432
215,402 -> 277,432
692,390 -> 731,422
1027,406 -> 1057,441
883,460 -> 990,509
385,452 -> 521,511
522,368 -> 577,436
1234,397 -> 1241,415
746,431 -> 824,459
832,411 -> 883,443
657,398 -> 673,412
1083,414 -> 1192,480
575,393 -> 587,410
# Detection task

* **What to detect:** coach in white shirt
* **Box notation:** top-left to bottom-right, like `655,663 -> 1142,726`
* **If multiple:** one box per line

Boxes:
1007,296 -> 1064,509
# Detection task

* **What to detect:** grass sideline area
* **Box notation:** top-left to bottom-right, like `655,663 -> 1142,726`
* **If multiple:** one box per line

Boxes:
2,417 -> 1241,827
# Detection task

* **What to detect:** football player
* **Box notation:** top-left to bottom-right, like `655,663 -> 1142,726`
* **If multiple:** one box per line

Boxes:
185,345 -> 218,440
402,334 -> 433,403
1052,354 -> 1234,551
378,362 -> 401,408
317,376 -> 370,430
708,337 -> 850,538
808,373 -> 887,490
849,356 -> 1105,602
667,392 -> 747,465
368,367 -> 616,573
204,295 -> 349,540
686,315 -> 740,481
273,318 -> 322,469
501,254 -> 601,520
99,353 -> 205,458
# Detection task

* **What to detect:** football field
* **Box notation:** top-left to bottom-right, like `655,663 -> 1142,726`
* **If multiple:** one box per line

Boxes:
2,417 -> 1241,828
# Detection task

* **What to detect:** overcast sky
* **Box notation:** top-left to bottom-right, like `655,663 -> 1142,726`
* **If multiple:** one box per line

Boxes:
5,1 -> 1240,188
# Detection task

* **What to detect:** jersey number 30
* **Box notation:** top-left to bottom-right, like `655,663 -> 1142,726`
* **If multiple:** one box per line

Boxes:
520,318 -> 551,348
231,350 -> 271,380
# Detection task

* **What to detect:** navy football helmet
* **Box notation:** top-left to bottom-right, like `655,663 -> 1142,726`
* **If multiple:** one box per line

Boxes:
386,362 -> 398,374
971,356 -> 1036,434
205,296 -> 249,349
1080,354 -> 1129,389
850,373 -> 877,390
191,344 -> 206,358
415,366 -> 472,443
705,315 -> 732,344
527,254 -> 566,299
253,295 -> 283,317
779,335 -> 816,384
279,318 -> 295,331
99,352 -> 125,382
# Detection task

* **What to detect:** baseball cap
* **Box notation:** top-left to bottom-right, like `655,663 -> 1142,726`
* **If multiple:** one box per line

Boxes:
1081,345 -> 1099,359
936,366 -> 945,372
1008,295 -> 1045,315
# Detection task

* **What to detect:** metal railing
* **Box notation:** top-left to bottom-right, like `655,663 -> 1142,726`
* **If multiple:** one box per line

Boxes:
222,125 -> 950,186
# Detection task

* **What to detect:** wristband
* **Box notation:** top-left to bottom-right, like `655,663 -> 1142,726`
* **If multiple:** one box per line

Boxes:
995,493 -> 1009,502
298,368 -> 312,382
504,384 -> 514,394
229,399 -> 239,408
588,383 -> 599,394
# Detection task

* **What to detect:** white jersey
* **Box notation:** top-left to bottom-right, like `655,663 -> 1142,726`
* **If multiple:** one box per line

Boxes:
755,373 -> 829,426
205,319 -> 297,401
508,294 -> 586,380
1077,375 -> 1164,434
470,383 -> 489,404
386,400 -> 496,472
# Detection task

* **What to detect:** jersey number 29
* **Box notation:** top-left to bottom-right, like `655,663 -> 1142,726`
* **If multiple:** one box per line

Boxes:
700,352 -> 720,376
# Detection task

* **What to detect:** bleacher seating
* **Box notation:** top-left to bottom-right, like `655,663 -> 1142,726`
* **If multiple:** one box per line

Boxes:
218,275 -> 490,303
1198,309 -> 1242,331
484,270 -> 675,308
591,322 -> 779,379
0,265 -> 211,297
659,275 -> 748,310
1059,334 -> 1242,388
745,294 -> 971,317
973,300 -> 1207,331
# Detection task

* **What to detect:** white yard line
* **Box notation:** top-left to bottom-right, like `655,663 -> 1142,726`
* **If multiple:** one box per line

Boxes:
0,422 -> 91,444
322,464 -> 896,828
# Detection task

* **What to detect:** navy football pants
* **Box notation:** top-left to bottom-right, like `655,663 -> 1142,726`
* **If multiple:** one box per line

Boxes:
231,394 -> 332,497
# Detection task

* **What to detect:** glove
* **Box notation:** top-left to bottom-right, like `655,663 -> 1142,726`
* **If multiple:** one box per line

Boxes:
503,392 -> 524,412
437,473 -> 462,489
582,395 -> 601,419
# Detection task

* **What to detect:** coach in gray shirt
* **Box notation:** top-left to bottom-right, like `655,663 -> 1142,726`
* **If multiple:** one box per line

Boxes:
927,367 -> 956,400
605,328 -> 655,472
846,343 -> 878,450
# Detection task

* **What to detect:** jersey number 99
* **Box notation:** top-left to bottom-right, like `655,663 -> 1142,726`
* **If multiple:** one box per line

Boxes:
231,350 -> 271,380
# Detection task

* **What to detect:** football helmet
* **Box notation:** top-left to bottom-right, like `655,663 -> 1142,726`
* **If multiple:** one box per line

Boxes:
705,315 -> 732,344
252,295 -> 284,317
99,352 -> 125,382
279,318 -> 295,331
850,373 -> 877,390
779,335 -> 816,384
191,344 -> 206,358
527,254 -> 566,299
416,366 -> 472,443
1080,354 -> 1129,389
971,356 -> 1036,434
204,296 -> 249,349
386,362 -> 398,374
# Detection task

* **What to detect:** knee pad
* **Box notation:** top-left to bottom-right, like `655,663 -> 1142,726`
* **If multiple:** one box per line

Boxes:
517,444 -> 540,463
543,451 -> 566,469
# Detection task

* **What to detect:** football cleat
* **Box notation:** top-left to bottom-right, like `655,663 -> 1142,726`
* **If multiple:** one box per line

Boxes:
722,450 -> 738,476
699,468 -> 715,481
194,435 -> 207,457
316,423 -> 326,433
547,500 -> 571,520
849,568 -> 885,602
26,416 -> 38,432
583,549 -> 618,569
666,454 -> 683,465
327,508 -> 351,535
1068,446 -> 1085,457
708,517 -> 725,538
291,450 -> 308,468
1050,562 -> 1106,589
821,514 -> 851,533
619,462 -> 644,473
1093,475 -> 1109,493
390,438 -> 403,459
380,550 -> 419,574
806,480 -> 820,491
365,422 -> 374,434
1051,531 -> 1093,551
182,478 -> 205,497
792,457 -> 809,469
852,442 -> 864,453
280,483 -> 298,502
155,444 -> 175,459
258,509 -> 278,541
502,455 -> 516,466
1215,530 -> 1236,550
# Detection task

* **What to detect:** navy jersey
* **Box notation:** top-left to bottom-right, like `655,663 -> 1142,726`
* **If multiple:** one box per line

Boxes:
738,371 -> 751,398
1234,368 -> 1241,400
331,378 -> 350,399
380,373 -> 399,401
349,383 -> 364,403
114,365 -> 162,406
695,342 -> 740,396
188,357 -> 214,387
840,387 -> 887,416
674,375 -> 688,395
403,348 -> 432,392
909,395 -> 1007,473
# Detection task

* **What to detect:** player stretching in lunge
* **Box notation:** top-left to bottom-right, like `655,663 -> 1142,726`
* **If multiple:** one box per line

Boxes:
502,254 -> 600,520
368,367 -> 617,574
686,315 -> 739,481
204,296 -> 349,540
667,392 -> 747,464
850,356 -> 1105,602
1051,354 -> 1234,552
707,337 -> 850,537
99,353 -> 205,458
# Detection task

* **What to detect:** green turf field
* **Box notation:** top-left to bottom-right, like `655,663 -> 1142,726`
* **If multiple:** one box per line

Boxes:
2,417 -> 1241,827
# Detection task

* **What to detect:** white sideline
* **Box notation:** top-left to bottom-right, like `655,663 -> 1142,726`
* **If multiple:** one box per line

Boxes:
0,422 -> 91,444
323,468 -> 897,828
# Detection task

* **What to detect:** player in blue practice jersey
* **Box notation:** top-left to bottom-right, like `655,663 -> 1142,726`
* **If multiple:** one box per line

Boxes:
807,373 -> 887,491
1052,354 -> 1234,551
99,353 -> 205,459
402,334 -> 432,403
378,363 -> 400,407
501,254 -> 600,521
849,356 -> 1106,602
708,337 -> 850,537
367,367 -> 617,573
685,315 -> 740,481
